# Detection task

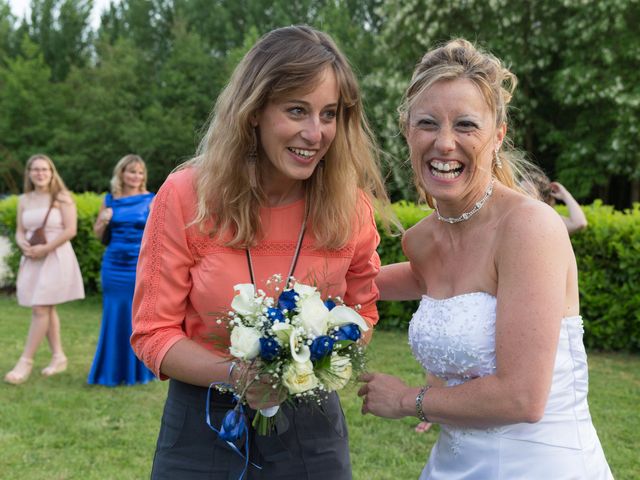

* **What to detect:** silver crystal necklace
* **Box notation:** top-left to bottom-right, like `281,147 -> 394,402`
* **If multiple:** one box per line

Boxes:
435,179 -> 494,224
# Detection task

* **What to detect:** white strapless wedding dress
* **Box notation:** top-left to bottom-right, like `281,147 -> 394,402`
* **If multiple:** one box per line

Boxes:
409,292 -> 613,479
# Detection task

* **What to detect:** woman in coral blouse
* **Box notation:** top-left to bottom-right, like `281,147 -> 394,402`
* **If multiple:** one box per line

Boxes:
131,25 -> 388,479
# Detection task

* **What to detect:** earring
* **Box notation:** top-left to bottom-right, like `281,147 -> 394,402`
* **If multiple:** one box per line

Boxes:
248,128 -> 258,189
494,149 -> 503,169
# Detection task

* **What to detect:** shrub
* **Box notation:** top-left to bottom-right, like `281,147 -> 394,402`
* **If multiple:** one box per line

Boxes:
2,194 -> 638,351
376,201 -> 431,330
570,201 -> 640,351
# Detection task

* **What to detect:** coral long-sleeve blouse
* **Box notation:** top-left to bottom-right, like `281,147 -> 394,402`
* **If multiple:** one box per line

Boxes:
131,168 -> 381,379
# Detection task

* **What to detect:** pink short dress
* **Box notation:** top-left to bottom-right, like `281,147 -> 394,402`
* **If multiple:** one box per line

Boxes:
16,205 -> 85,307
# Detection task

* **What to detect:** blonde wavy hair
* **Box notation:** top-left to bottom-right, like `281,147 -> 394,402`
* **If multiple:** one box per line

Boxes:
399,38 -> 531,208
110,154 -> 147,196
23,154 -> 69,202
187,25 -> 389,249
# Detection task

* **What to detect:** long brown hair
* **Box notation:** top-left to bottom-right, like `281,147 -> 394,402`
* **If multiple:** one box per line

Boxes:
187,25 -> 389,249
23,154 -> 69,202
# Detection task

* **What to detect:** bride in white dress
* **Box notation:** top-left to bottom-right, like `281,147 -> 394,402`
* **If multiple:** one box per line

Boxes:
361,39 -> 613,479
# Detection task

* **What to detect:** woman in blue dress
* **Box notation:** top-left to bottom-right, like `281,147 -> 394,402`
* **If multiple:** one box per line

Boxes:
88,154 -> 155,386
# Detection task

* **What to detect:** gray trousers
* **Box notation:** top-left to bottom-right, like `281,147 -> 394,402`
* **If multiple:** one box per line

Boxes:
151,379 -> 351,479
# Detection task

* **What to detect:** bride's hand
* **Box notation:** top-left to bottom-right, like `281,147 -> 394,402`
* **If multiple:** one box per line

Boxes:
358,372 -> 419,419
415,421 -> 432,433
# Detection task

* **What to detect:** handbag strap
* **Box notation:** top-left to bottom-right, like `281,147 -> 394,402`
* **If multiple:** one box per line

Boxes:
40,199 -> 54,229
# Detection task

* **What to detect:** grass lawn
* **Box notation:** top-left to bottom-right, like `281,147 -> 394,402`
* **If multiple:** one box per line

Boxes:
1,294 -> 638,479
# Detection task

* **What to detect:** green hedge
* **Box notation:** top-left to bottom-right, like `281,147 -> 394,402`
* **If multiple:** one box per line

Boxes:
1,194 -> 638,351
375,201 -> 428,332
375,200 -> 640,352
570,202 -> 640,351
0,193 -> 105,293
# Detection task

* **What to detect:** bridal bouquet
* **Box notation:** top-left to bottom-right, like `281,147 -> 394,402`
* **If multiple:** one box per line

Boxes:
215,275 -> 369,436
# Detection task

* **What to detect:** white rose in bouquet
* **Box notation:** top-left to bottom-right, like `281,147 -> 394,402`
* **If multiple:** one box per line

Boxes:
271,321 -> 293,344
297,292 -> 330,336
317,354 -> 353,391
293,283 -> 318,298
328,305 -> 370,332
289,329 -> 311,363
231,283 -> 264,316
229,325 -> 261,360
282,360 -> 319,394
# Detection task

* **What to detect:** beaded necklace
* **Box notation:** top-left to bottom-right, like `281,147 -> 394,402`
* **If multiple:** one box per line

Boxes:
435,180 -> 494,224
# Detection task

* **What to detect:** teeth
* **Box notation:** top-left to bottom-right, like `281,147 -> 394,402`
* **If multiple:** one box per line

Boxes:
430,160 -> 462,172
431,169 -> 461,179
289,147 -> 315,158
429,160 -> 463,179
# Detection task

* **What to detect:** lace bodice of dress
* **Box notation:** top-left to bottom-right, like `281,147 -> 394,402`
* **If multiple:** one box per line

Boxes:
409,292 -> 497,386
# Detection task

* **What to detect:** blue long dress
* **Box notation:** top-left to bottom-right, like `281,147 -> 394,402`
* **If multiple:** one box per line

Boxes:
88,192 -> 156,386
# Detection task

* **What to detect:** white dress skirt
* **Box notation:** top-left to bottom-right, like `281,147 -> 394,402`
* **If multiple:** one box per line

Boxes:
409,292 -> 613,480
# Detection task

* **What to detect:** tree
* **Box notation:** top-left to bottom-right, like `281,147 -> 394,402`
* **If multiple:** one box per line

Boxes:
374,0 -> 640,205
548,0 -> 640,205
52,37 -> 153,191
1,0 -> 637,206
24,0 -> 93,82
98,0 -> 174,68
131,18 -> 224,188
0,0 -> 19,63
0,36 -> 59,192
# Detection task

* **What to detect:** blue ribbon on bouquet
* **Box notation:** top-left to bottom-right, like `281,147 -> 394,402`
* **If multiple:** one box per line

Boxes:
205,382 -> 262,480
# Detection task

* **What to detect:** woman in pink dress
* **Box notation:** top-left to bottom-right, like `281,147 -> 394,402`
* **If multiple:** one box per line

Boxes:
4,154 -> 85,385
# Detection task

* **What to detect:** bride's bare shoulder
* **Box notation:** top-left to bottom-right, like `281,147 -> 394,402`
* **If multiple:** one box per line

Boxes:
497,190 -> 568,252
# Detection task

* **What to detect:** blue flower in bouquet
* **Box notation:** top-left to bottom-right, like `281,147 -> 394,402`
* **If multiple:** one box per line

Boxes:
278,289 -> 298,311
218,409 -> 246,442
324,298 -> 337,310
266,307 -> 285,323
310,335 -> 335,361
335,323 -> 361,342
260,337 -> 281,361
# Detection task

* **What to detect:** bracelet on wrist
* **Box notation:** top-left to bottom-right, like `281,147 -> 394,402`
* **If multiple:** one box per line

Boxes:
415,385 -> 432,422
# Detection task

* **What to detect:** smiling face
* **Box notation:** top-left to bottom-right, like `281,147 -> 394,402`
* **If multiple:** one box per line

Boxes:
28,158 -> 53,191
121,161 -> 146,193
407,78 -> 505,209
255,67 -> 339,200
